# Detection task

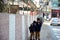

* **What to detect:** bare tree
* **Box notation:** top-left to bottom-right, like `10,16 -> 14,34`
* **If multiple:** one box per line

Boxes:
0,0 -> 4,12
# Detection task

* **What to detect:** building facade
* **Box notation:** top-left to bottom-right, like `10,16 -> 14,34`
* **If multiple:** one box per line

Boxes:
51,0 -> 60,8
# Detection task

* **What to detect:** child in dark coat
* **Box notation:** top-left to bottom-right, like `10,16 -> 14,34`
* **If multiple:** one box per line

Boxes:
29,21 -> 37,40
35,18 -> 42,40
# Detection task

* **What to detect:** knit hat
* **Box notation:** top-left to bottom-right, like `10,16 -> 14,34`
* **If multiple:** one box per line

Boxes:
33,21 -> 36,23
37,18 -> 40,20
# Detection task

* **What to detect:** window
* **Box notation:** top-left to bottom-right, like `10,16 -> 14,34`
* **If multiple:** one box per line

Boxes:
58,0 -> 60,7
52,12 -> 57,17
58,4 -> 60,7
58,0 -> 60,2
19,7 -> 30,11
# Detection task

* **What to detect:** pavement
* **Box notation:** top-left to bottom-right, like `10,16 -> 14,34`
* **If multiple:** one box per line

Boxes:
40,21 -> 58,40
49,25 -> 60,40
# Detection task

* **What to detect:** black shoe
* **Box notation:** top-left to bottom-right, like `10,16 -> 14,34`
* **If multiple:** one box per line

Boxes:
30,39 -> 32,40
38,39 -> 40,40
35,37 -> 37,40
33,39 -> 35,40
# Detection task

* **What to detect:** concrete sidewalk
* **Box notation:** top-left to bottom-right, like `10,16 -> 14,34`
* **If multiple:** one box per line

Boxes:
49,26 -> 60,40
40,21 -> 58,40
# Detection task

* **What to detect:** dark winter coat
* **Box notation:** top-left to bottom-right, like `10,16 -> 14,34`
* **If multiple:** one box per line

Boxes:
36,22 -> 42,32
29,24 -> 36,32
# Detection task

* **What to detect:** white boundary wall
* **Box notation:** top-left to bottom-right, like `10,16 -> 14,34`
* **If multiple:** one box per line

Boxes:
0,13 -> 36,40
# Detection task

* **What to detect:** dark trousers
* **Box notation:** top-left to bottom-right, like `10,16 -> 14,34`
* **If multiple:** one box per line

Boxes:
35,31 -> 40,40
30,32 -> 35,40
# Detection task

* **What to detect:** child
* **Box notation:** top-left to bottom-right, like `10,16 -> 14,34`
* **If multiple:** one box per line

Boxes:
36,18 -> 42,40
29,21 -> 37,40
